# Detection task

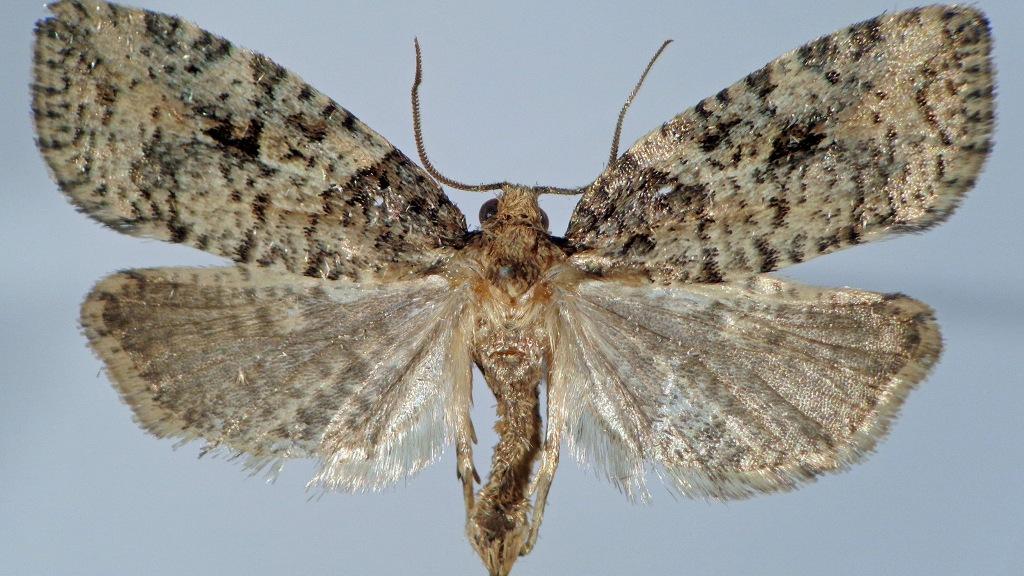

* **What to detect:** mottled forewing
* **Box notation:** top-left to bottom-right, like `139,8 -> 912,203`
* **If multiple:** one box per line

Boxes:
567,7 -> 993,283
548,273 -> 939,500
34,1 -> 466,282
81,267 -> 474,490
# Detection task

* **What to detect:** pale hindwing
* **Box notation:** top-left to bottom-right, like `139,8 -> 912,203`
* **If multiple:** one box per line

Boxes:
547,275 -> 940,500
567,7 -> 993,283
81,267 -> 474,491
33,1 -> 466,282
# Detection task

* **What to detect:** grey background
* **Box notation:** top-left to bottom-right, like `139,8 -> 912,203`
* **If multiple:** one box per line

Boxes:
2,1 -> 1021,575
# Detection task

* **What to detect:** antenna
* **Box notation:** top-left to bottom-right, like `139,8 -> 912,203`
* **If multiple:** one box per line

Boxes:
607,39 -> 673,166
411,39 -> 505,192
409,40 -> 586,196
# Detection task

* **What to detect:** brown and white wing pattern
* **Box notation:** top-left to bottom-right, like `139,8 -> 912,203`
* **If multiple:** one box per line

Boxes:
33,0 -> 466,282
81,266 -> 474,491
567,7 -> 993,283
547,273 -> 940,500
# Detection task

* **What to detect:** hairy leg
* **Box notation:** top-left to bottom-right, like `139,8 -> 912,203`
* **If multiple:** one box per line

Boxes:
456,421 -> 479,520
522,432 -> 561,555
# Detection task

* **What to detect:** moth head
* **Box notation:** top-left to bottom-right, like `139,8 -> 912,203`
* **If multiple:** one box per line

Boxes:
479,185 -> 549,233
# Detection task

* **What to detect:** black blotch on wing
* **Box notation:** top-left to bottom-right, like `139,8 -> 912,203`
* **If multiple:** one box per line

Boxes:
204,118 -> 264,158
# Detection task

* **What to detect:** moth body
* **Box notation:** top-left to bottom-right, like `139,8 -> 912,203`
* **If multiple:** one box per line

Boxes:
457,186 -> 565,575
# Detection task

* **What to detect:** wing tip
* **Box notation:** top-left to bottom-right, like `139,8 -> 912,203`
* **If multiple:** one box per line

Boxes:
80,270 -> 194,444
44,1 -> 111,23
80,269 -> 301,480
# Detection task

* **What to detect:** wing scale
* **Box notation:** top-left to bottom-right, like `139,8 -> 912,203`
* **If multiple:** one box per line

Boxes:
81,266 -> 473,490
33,0 -> 467,282
567,7 -> 993,283
548,272 -> 940,500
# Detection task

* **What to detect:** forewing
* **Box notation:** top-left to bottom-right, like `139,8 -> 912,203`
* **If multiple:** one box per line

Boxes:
34,1 -> 466,282
567,7 -> 993,283
81,266 -> 474,490
547,272 -> 940,500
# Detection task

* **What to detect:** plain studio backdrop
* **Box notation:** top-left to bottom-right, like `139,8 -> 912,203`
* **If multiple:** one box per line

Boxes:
2,1 -> 1021,575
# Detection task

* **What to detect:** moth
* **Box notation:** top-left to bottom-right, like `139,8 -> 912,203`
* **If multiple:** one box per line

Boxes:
33,2 -> 994,575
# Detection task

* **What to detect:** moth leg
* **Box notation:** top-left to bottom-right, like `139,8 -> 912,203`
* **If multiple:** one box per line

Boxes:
522,436 -> 560,556
456,422 -> 479,520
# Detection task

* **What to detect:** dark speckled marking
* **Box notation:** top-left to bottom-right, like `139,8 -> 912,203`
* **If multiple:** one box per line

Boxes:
286,113 -> 328,143
767,126 -> 826,166
768,196 -> 790,227
33,0 -> 468,284
203,118 -> 263,158
744,67 -> 776,99
235,229 -> 256,262
168,220 -> 189,243
621,234 -> 655,256
252,193 -> 271,224
695,99 -> 712,118
914,87 -> 953,146
567,8 -> 994,284
816,233 -> 841,253
754,237 -> 779,272
191,30 -> 231,62
849,16 -> 884,59
251,54 -> 287,101
699,248 -> 724,283
143,10 -> 181,54
341,110 -> 357,131
698,117 -> 741,152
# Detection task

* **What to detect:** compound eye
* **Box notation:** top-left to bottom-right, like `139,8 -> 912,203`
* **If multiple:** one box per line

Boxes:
539,208 -> 550,231
479,198 -> 499,223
